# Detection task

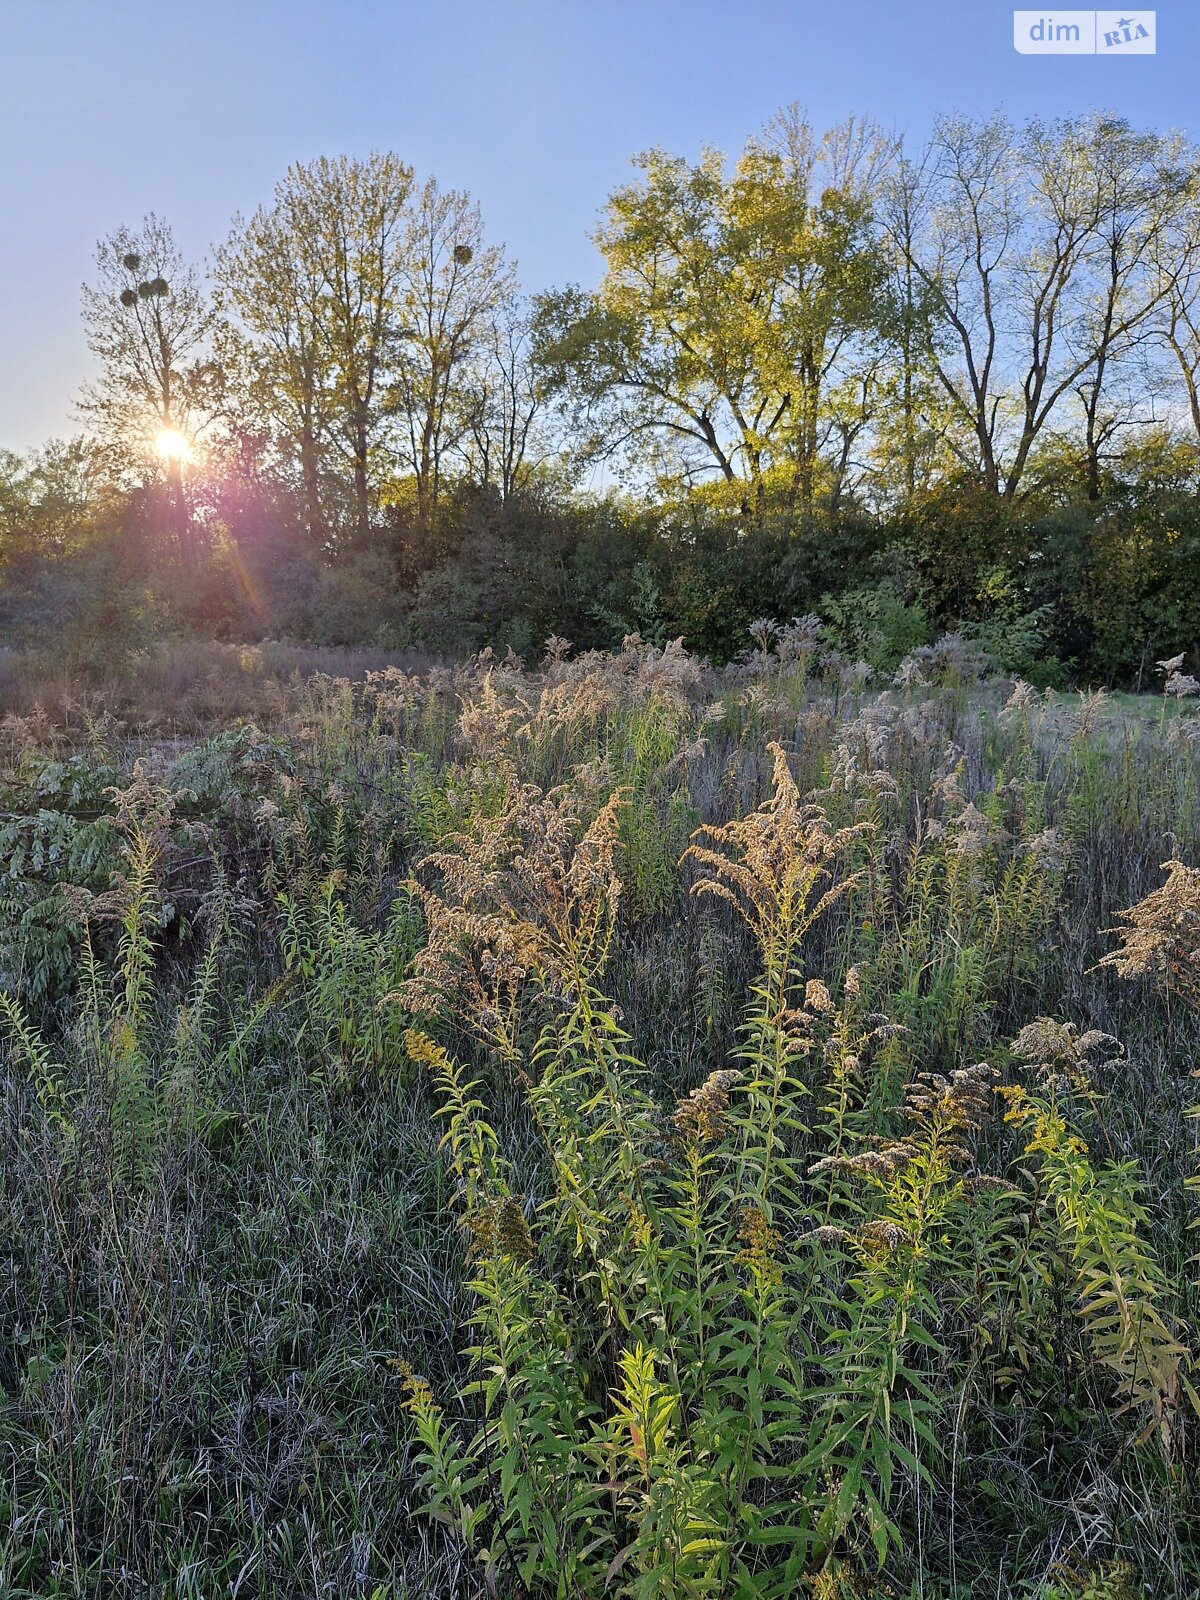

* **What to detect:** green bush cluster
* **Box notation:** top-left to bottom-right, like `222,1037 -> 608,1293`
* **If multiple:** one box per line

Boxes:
5,462 -> 1200,687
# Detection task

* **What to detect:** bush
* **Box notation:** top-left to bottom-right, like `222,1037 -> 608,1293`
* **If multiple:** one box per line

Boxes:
821,577 -> 931,674
307,547 -> 411,648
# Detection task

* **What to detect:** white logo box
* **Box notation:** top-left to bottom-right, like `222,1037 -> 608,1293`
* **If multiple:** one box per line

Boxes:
1013,10 -> 1155,53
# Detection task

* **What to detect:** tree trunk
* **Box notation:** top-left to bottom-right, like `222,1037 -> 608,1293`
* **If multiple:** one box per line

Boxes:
300,426 -> 323,547
352,412 -> 370,540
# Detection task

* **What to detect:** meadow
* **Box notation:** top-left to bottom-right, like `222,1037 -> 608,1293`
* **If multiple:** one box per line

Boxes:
1,630 -> 1199,1599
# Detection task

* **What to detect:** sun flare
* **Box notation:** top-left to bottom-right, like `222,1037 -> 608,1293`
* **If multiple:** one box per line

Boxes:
155,427 -> 192,463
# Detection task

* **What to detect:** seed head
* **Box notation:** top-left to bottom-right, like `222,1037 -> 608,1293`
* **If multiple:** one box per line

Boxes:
672,1068 -> 742,1144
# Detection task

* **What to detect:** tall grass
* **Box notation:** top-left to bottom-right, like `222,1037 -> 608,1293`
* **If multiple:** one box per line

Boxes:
1,635 -> 1199,1597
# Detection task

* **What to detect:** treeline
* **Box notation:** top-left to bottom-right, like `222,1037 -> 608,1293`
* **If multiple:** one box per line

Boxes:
3,109 -> 1200,682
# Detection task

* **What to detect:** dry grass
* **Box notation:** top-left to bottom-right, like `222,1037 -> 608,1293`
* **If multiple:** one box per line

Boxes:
1,633 -> 1199,1598
0,638 -> 439,734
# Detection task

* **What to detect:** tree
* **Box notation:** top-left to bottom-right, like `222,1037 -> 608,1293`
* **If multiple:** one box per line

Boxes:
457,298 -> 547,501
386,178 -> 517,522
533,110 -> 894,517
1149,170 -> 1200,450
0,438 -> 108,563
215,198 -> 338,548
79,215 -> 219,558
272,153 -> 415,542
883,113 -> 1194,500
1045,118 -> 1193,499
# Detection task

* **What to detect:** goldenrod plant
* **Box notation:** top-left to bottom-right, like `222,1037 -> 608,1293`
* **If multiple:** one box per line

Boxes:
3,633 -> 1200,1595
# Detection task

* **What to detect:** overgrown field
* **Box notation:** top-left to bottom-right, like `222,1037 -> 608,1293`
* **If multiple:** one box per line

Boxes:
2,634 -> 1199,1599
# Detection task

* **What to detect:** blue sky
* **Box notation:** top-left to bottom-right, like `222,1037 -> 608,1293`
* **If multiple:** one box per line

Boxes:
1,0 -> 1196,449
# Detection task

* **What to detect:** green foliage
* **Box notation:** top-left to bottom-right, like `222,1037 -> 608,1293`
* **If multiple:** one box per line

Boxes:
0,990 -> 70,1128
400,739 -> 1197,1594
1002,1070 -> 1195,1438
1081,486 -> 1200,685
4,646 -> 1200,1597
612,702 -> 700,921
1035,1562 -> 1142,1600
307,547 -> 413,648
533,117 -> 892,510
961,566 -> 1061,684
278,878 -> 420,1087
821,579 -> 931,675
0,751 -> 120,1006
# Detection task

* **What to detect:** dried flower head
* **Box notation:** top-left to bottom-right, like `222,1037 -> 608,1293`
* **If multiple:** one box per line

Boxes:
800,1223 -> 852,1246
858,1218 -> 911,1254
947,801 -> 1003,861
847,660 -> 874,690
903,1062 -> 996,1137
672,1068 -> 742,1144
805,978 -> 835,1015
1071,687 -> 1109,737
1009,1017 -> 1121,1100
894,655 -> 930,690
542,635 -> 573,665
737,1204 -> 782,1285
775,614 -> 822,663
1100,860 -> 1200,1010
1025,827 -> 1072,872
809,1143 -> 919,1182
748,617 -> 780,654
685,742 -> 869,949
1002,679 -> 1041,716
395,778 -> 626,1056
464,1195 -> 536,1263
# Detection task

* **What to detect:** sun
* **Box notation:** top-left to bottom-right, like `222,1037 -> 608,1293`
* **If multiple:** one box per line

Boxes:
155,427 -> 192,463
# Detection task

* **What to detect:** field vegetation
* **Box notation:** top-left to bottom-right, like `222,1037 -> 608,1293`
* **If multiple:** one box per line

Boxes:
2,632 -> 1199,1597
